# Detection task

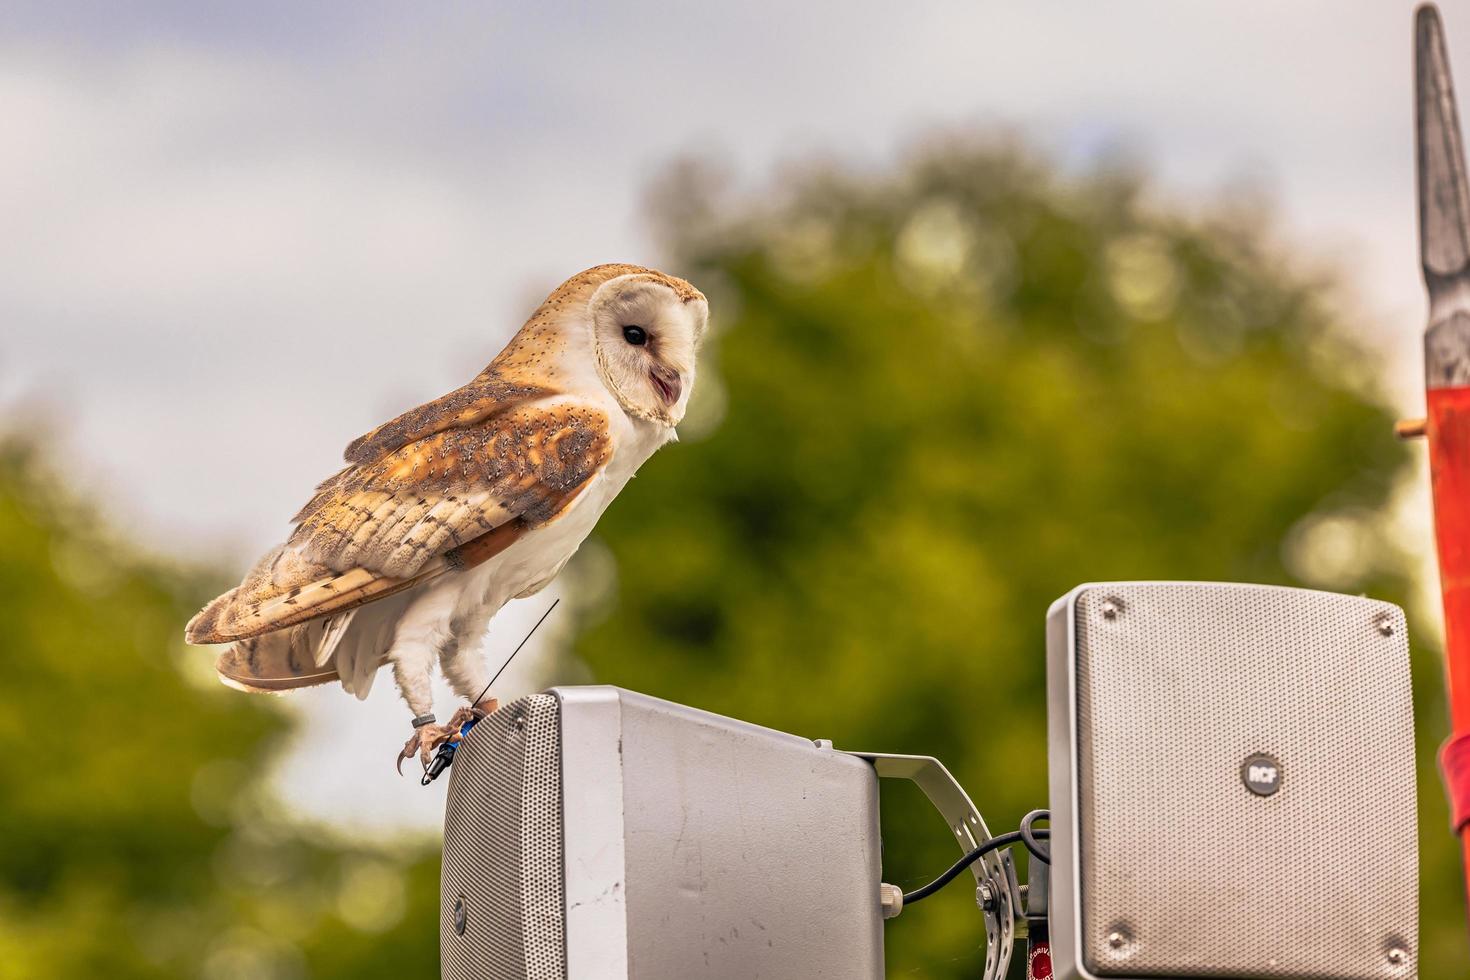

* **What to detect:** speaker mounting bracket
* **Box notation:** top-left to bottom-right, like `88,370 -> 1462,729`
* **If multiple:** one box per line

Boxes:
844,750 -> 1016,980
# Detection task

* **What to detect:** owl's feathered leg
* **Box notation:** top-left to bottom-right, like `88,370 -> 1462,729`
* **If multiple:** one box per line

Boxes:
395,688 -> 455,775
440,599 -> 499,703
399,659 -> 500,774
386,610 -> 497,772
389,595 -> 507,772
386,583 -> 464,773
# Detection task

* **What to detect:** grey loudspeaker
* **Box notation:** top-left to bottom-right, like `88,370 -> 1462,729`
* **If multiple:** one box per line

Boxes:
440,686 -> 884,980
1046,582 -> 1419,980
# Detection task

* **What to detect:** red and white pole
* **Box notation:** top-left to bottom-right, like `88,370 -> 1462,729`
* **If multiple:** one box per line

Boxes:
1415,2 -> 1470,923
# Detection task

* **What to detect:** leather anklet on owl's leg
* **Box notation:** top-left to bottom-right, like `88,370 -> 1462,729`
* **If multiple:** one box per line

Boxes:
397,713 -> 446,775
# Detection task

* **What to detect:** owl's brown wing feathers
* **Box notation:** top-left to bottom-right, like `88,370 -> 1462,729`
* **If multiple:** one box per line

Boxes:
214,618 -> 349,693
295,401 -> 610,575
186,401 -> 612,646
338,370 -> 552,467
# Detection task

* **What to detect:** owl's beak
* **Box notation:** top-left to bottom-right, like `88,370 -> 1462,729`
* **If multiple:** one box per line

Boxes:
649,365 -> 682,407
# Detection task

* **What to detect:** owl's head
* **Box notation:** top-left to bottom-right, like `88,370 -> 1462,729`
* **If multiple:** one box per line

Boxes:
587,269 -> 708,426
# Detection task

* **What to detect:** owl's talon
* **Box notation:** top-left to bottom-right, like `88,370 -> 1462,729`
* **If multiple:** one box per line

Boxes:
395,721 -> 459,775
395,699 -> 500,775
395,738 -> 416,776
466,697 -> 499,722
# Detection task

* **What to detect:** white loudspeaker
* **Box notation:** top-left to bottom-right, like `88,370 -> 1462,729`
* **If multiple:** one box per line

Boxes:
1046,582 -> 1419,980
440,686 -> 884,979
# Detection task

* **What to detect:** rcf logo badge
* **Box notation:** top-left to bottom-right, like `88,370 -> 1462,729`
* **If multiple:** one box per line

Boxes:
1241,753 -> 1281,796
1028,942 -> 1052,980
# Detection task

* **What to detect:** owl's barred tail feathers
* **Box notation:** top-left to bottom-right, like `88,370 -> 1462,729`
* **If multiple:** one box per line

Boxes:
212,616 -> 349,693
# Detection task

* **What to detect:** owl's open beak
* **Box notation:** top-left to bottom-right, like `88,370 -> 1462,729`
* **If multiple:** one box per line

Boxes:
649,365 -> 682,407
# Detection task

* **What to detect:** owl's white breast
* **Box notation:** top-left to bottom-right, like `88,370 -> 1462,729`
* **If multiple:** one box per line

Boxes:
450,393 -> 672,619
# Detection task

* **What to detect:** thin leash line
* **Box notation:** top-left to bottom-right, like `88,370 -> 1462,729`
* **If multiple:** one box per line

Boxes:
472,597 -> 559,707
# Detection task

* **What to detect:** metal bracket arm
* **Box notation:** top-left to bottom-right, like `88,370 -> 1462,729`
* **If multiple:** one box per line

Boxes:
843,750 -> 1017,980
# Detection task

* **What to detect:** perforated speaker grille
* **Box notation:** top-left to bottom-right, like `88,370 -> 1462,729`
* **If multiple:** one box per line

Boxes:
441,694 -> 566,980
1072,584 -> 1417,979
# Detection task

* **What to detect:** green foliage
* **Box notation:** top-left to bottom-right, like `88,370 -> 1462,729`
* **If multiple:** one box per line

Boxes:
573,140 -> 1468,976
0,441 -> 440,978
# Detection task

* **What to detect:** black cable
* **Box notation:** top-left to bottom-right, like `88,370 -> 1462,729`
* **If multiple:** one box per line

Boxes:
902,831 -> 1025,905
901,809 -> 1052,907
1020,808 -> 1051,864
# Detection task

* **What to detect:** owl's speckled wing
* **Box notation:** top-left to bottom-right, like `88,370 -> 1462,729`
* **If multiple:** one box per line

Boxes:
186,388 -> 612,646
294,398 -> 610,576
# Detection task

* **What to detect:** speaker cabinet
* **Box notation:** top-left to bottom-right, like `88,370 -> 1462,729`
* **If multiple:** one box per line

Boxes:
1046,582 -> 1418,980
441,686 -> 884,980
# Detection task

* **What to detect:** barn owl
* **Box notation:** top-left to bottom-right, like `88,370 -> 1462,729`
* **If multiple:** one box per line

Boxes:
186,264 -> 707,770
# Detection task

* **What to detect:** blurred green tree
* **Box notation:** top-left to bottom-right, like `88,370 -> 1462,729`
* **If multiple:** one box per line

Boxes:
0,440 -> 439,978
569,138 -> 1466,976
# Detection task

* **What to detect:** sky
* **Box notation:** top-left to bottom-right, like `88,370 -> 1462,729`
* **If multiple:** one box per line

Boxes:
2,1 -> 1463,832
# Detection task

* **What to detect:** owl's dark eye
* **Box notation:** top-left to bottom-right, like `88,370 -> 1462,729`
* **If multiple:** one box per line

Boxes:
622,325 -> 648,346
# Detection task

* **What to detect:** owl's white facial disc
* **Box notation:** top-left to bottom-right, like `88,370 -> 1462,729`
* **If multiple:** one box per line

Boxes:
588,274 -> 707,426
